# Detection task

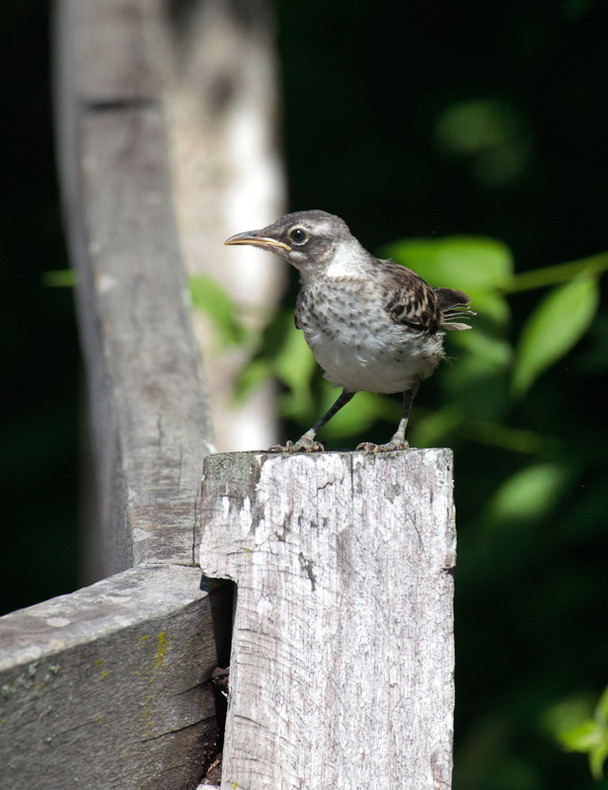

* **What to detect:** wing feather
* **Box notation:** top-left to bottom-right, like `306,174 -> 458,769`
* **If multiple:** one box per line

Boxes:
380,263 -> 474,332
380,262 -> 441,332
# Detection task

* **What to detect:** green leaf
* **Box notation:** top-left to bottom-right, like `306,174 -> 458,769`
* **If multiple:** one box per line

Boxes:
448,329 -> 513,369
466,291 -> 511,326
512,273 -> 600,395
320,389 -> 399,439
484,462 -> 569,527
506,250 -> 608,294
234,359 -> 273,401
42,269 -> 76,287
384,236 -> 514,293
409,405 -> 463,448
189,275 -> 246,346
273,322 -> 316,393
597,686 -> 608,725
545,689 -> 608,780
542,694 -> 595,738
435,99 -> 518,154
560,721 -> 602,752
441,334 -> 513,423
273,323 -> 317,420
590,742 -> 608,780
462,420 -> 546,455
559,719 -> 608,780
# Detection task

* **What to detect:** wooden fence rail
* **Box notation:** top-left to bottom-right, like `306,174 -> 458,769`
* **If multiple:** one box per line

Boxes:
0,566 -> 230,789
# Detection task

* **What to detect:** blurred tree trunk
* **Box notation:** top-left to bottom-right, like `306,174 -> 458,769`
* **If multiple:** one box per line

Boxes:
161,0 -> 286,452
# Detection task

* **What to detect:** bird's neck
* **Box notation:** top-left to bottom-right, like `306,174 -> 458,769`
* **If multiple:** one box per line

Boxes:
311,239 -> 374,281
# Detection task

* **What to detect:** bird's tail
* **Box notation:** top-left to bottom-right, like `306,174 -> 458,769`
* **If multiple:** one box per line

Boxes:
434,287 -> 476,331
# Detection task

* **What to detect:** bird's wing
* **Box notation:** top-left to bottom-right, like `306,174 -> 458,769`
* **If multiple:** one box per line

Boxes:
380,263 -> 475,332
380,262 -> 442,332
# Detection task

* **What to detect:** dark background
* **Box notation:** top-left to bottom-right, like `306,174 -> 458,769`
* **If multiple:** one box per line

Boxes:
2,1 -> 607,788
1,0 -> 80,614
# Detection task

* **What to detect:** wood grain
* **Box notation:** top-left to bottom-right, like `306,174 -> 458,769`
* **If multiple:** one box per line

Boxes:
0,566 -> 231,790
55,0 -> 214,578
200,450 -> 456,790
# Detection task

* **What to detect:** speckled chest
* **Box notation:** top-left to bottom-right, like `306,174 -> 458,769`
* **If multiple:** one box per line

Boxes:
295,278 -> 444,394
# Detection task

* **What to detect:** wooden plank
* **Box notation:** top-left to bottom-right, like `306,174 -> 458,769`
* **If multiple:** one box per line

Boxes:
0,565 -> 232,790
54,0 -> 214,578
200,450 -> 456,790
61,0 -> 160,102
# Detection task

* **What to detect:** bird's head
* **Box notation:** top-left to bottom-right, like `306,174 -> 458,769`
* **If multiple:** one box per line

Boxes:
225,210 -> 360,273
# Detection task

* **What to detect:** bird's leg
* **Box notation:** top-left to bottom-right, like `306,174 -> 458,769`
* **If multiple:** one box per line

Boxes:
268,389 -> 355,453
356,382 -> 419,453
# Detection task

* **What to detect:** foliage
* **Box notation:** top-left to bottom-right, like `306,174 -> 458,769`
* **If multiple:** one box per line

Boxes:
512,273 -> 601,396
190,274 -> 247,347
545,686 -> 608,780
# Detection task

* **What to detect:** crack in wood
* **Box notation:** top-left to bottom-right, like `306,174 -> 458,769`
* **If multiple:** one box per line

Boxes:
298,552 -> 317,591
82,97 -> 158,113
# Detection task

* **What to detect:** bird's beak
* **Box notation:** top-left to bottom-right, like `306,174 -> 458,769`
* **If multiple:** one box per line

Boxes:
224,231 -> 291,252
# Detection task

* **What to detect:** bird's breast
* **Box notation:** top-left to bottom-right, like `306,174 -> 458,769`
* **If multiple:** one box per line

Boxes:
295,280 -> 444,394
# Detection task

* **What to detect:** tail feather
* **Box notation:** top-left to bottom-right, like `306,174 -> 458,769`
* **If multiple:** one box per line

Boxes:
434,287 -> 475,331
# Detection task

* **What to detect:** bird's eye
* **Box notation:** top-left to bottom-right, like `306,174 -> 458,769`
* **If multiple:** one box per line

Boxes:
288,227 -> 309,245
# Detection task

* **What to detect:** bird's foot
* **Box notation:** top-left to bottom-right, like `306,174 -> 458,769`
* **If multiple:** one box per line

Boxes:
356,438 -> 410,454
268,430 -> 325,453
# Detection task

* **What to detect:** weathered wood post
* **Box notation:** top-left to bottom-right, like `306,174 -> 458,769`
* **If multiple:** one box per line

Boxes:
200,449 -> 456,790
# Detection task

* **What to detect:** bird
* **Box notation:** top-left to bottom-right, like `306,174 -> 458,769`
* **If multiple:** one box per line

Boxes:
225,210 -> 474,453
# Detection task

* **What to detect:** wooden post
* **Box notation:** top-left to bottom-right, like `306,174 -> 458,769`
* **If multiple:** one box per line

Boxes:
200,449 -> 456,790
54,0 -> 215,579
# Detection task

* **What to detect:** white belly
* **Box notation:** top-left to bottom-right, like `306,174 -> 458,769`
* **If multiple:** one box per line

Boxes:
303,322 -> 444,394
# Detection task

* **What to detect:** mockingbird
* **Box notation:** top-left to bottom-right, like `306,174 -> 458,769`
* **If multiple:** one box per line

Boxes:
226,210 -> 473,452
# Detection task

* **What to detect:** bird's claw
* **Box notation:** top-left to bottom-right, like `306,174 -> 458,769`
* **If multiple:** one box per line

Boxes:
356,439 -> 410,454
268,438 -> 325,453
